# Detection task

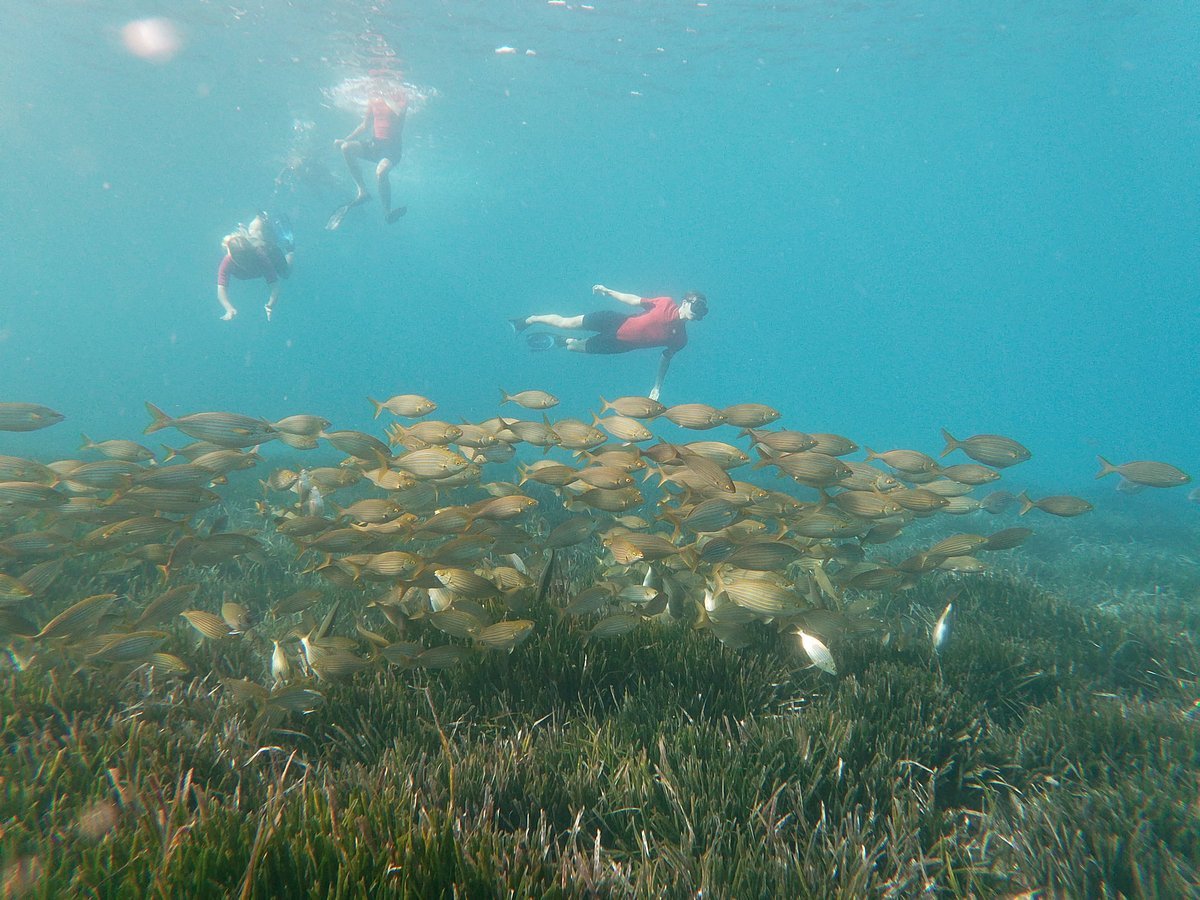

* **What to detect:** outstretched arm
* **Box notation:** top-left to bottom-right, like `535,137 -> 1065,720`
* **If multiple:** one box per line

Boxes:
593,284 -> 643,307
650,349 -> 675,401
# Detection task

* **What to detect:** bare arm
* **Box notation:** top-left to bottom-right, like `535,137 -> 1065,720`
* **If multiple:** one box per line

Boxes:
217,255 -> 237,320
650,349 -> 675,401
217,283 -> 237,321
593,284 -> 644,307
338,113 -> 370,144
264,282 -> 282,321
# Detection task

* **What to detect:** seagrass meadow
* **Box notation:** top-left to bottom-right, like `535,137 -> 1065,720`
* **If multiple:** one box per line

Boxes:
1,420 -> 1197,897
3,555 -> 1199,897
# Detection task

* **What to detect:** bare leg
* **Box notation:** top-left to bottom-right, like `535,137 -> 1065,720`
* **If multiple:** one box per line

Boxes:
326,143 -> 374,231
526,314 -> 585,329
341,142 -> 371,204
377,159 -> 406,223
377,159 -> 392,211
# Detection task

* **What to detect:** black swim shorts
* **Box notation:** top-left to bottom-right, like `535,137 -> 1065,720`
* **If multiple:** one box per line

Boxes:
580,310 -> 633,355
359,137 -> 402,163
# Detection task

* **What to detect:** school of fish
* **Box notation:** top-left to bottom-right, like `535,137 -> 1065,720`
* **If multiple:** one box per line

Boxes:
0,396 -> 1191,711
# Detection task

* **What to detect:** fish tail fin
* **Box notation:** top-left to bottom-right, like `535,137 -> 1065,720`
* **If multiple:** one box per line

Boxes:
678,545 -> 700,572
1095,455 -> 1117,479
863,446 -> 880,462
369,449 -> 392,472
658,506 -> 682,542
499,388 -> 511,405
1017,491 -> 1033,516
368,397 -> 384,419
598,396 -> 611,414
80,433 -> 94,451
750,447 -> 774,470
939,429 -> 959,458
144,402 -> 172,434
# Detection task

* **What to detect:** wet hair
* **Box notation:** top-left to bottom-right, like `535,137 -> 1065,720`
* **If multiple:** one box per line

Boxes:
682,291 -> 708,320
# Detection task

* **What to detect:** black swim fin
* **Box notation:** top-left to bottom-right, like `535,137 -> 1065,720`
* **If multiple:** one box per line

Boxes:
525,332 -> 567,351
386,206 -> 408,224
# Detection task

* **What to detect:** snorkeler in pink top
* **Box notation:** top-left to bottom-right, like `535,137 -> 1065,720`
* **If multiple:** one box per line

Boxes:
215,212 -> 294,322
327,78 -> 409,230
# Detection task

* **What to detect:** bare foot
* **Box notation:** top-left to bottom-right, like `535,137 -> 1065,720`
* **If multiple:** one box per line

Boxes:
264,304 -> 273,322
385,206 -> 407,224
221,308 -> 237,321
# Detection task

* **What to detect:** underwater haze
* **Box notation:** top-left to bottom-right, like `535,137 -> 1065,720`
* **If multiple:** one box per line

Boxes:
4,4 -> 1200,897
2,1 -> 1197,494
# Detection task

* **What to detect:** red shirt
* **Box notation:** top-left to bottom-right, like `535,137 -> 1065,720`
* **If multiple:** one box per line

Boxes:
217,252 -> 277,287
616,296 -> 687,351
369,95 -> 406,141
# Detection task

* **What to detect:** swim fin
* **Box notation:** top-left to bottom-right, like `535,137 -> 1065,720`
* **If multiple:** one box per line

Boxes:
525,332 -> 566,351
386,206 -> 408,224
325,202 -> 354,231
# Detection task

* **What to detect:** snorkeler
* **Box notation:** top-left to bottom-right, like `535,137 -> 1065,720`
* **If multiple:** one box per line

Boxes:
509,285 -> 708,401
216,212 -> 294,322
327,76 -> 409,230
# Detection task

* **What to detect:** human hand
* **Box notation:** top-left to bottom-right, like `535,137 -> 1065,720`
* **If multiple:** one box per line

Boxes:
648,386 -> 660,402
592,284 -> 608,295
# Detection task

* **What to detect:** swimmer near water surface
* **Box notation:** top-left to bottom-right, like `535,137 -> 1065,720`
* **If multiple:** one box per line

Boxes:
326,71 -> 411,231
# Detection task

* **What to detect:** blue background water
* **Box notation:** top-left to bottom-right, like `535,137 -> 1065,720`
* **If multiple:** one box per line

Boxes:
2,1 -> 1197,502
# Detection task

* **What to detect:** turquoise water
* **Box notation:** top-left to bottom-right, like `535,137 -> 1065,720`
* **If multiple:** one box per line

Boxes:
2,7 -> 1199,893
1,1 -> 1197,497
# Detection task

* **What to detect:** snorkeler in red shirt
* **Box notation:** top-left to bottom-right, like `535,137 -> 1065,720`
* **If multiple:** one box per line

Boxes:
216,212 -> 294,322
509,285 -> 708,401
327,80 -> 409,230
